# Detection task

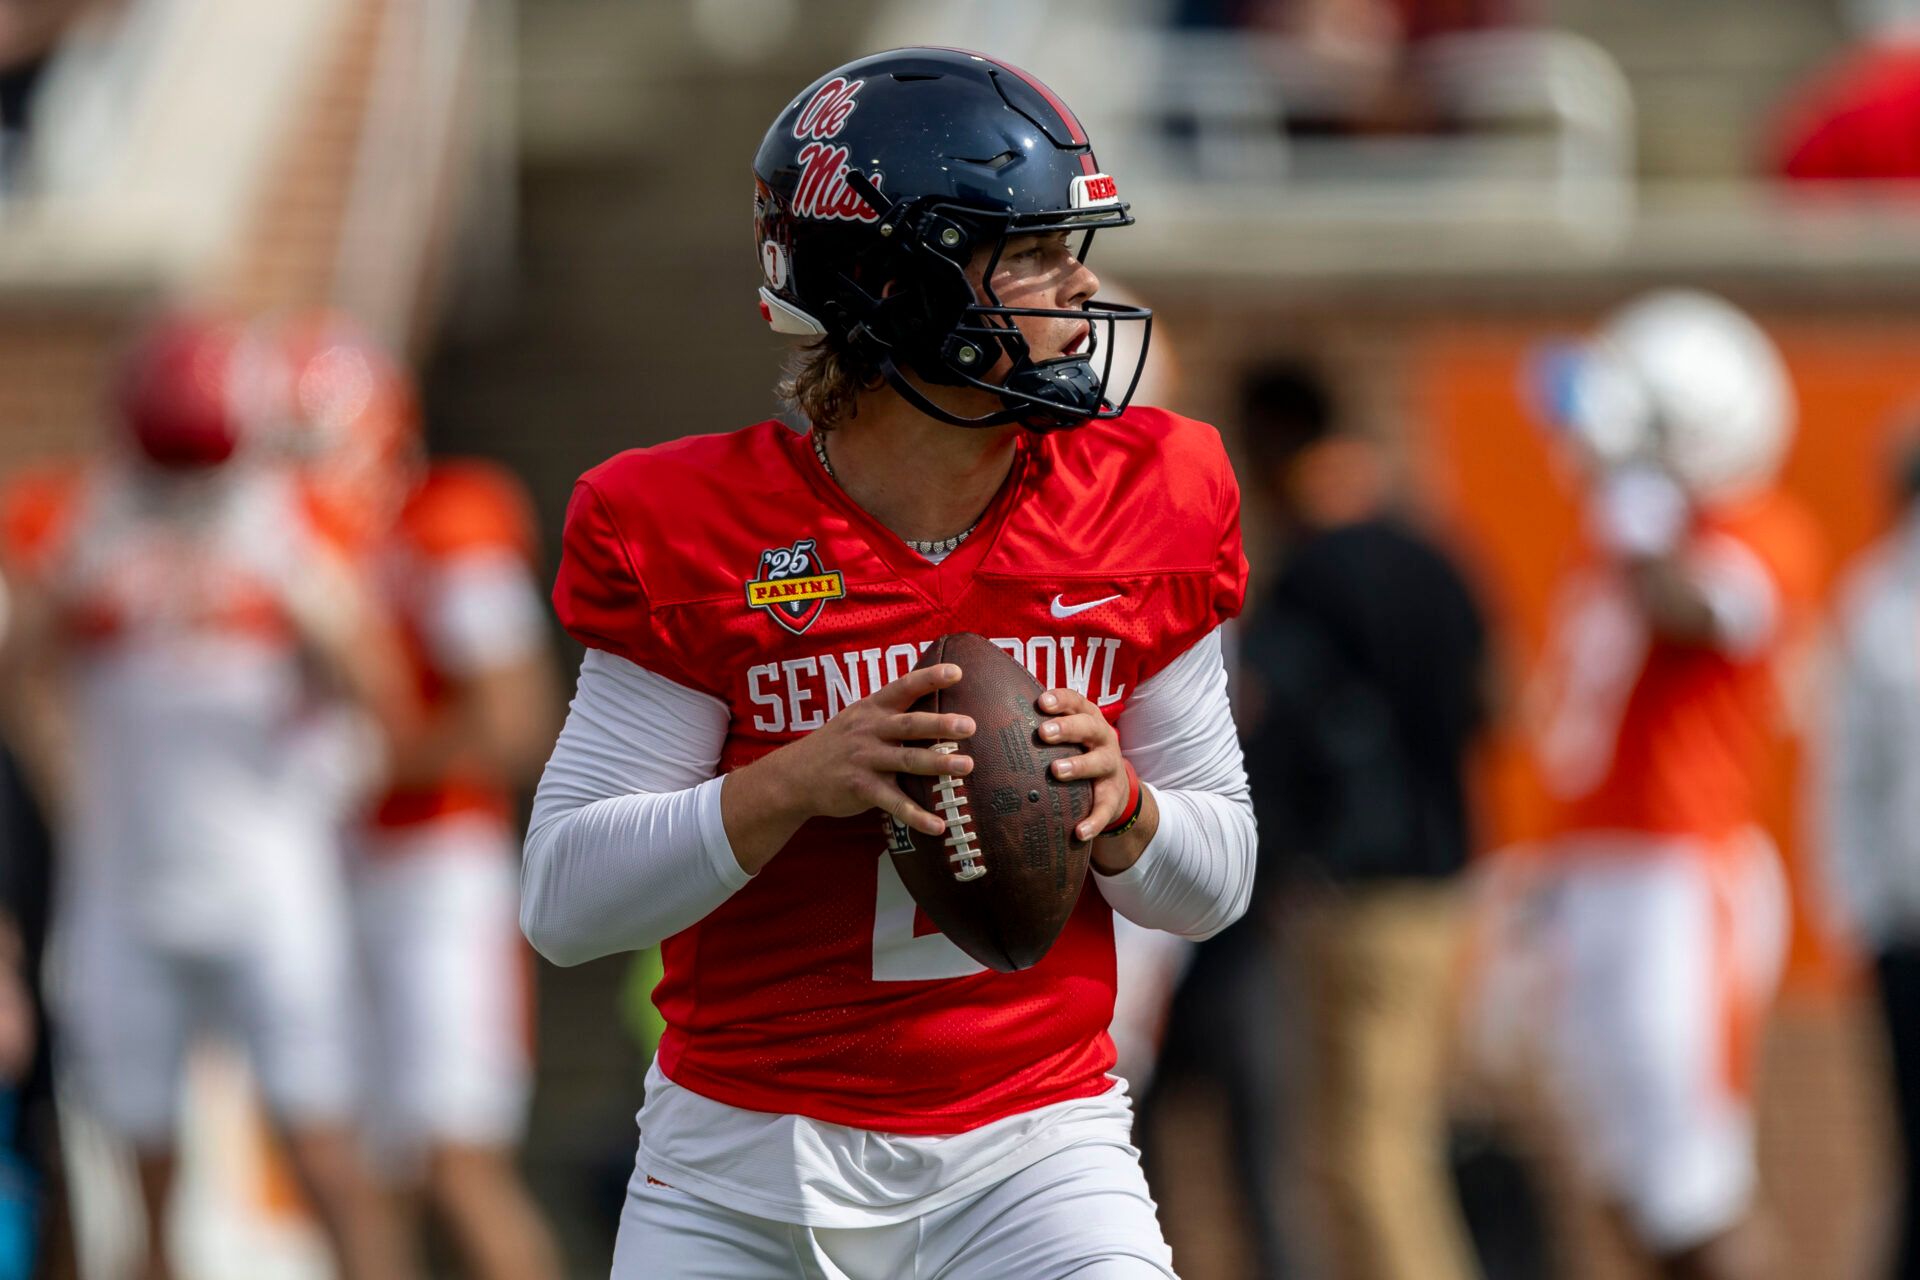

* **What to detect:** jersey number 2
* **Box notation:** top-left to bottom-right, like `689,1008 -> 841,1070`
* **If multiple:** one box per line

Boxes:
871,850 -> 985,982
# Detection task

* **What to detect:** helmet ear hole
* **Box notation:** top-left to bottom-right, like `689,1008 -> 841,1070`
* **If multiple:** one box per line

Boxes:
853,239 -> 980,377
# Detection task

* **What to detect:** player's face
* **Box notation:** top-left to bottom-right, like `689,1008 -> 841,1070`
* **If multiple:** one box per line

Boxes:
976,231 -> 1100,369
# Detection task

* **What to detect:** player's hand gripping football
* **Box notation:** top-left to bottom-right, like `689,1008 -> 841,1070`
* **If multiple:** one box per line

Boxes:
721,663 -> 977,874
1037,688 -> 1156,873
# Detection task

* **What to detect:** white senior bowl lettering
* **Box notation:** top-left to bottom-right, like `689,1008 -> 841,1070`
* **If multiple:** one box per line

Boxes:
745,635 -> 1130,735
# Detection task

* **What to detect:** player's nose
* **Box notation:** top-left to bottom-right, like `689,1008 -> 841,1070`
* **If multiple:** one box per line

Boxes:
1064,256 -> 1099,311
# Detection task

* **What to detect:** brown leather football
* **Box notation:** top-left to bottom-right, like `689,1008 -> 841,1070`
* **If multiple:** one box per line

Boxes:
893,632 -> 1094,973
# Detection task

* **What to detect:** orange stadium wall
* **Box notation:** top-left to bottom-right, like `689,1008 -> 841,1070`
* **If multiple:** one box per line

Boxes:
1408,316 -> 1920,1000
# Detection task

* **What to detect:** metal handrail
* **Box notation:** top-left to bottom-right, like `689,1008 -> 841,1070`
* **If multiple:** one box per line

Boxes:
331,0 -> 510,348
862,4 -> 1638,240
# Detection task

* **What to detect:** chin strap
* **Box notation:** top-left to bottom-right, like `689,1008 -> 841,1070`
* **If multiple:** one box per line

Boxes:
876,355 -> 1108,432
1002,357 -> 1105,431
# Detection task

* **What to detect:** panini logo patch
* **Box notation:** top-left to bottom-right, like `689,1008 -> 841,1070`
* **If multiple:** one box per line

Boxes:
746,537 -> 844,635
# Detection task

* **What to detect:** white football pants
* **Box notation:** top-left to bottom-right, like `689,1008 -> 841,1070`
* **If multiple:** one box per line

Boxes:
612,1137 -> 1178,1279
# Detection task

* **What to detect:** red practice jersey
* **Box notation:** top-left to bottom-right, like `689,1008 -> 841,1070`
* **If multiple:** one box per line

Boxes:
371,460 -> 543,831
553,409 -> 1246,1134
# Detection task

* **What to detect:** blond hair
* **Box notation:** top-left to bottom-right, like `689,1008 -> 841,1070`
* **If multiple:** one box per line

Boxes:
778,336 -> 885,432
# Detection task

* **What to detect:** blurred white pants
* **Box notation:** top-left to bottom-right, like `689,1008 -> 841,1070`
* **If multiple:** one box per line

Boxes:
1546,829 -> 1788,1253
354,816 -> 531,1169
55,853 -> 357,1145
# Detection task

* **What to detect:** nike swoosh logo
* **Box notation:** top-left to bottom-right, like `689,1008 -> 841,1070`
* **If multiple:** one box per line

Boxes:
1050,593 -> 1122,619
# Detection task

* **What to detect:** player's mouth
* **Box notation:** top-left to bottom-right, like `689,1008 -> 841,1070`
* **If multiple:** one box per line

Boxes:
1061,324 -> 1091,358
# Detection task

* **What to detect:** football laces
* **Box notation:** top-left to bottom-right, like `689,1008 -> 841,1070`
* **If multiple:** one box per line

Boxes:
930,742 -> 985,882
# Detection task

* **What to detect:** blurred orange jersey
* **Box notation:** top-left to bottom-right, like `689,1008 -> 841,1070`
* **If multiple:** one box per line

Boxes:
369,459 -> 546,832
1534,490 -> 1823,846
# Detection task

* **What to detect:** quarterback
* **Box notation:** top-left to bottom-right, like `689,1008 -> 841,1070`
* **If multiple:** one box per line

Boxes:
520,48 -> 1256,1277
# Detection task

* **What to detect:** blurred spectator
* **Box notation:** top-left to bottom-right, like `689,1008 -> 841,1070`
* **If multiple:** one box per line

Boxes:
270,312 -> 563,1280
1769,0 -> 1920,181
1820,410 -> 1920,1280
1525,291 -> 1821,1280
0,312 -> 415,1280
1174,0 -> 1520,39
1237,360 -> 1490,1280
1171,0 -> 1531,134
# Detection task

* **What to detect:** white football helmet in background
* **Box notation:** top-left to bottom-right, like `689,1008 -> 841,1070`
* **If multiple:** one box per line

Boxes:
1541,289 -> 1795,505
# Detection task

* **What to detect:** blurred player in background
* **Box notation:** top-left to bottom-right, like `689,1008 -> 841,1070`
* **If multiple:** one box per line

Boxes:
1237,359 -> 1492,1280
272,312 -> 563,1280
521,47 -> 1254,1279
0,312 -> 415,1280
1820,409 -> 1920,1280
1526,290 -> 1822,1280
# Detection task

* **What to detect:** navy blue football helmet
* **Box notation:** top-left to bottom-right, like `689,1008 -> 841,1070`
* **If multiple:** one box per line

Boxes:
753,47 -> 1151,432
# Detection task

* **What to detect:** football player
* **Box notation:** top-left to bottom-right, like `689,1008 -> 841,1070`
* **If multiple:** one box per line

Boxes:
1526,290 -> 1822,1280
0,312 -> 414,1280
271,312 -> 563,1280
520,48 -> 1256,1278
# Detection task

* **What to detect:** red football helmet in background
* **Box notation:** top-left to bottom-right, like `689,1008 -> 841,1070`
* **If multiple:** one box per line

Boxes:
266,309 -> 421,545
116,313 -> 261,469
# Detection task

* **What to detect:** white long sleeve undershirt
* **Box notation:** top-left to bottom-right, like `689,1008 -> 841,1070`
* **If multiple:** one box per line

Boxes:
520,627 -> 1255,966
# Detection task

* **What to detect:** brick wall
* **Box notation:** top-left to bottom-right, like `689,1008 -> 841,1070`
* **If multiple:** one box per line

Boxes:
0,306 -> 131,470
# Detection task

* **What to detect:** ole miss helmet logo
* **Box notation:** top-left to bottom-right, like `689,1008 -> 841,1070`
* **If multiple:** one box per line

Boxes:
790,77 -> 880,223
792,77 -> 864,142
746,537 -> 845,635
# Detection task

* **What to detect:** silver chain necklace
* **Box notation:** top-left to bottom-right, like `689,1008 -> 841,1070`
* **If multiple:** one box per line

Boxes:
811,430 -> 979,557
